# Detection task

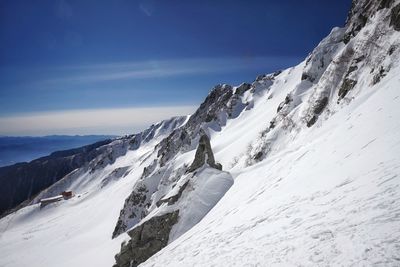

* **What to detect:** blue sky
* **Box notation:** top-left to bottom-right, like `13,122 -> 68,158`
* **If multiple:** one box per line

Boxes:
0,0 -> 351,135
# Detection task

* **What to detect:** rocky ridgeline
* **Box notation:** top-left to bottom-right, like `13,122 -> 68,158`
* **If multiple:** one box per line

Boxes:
112,0 -> 400,266
111,83 -> 253,238
31,116 -> 187,205
156,83 -> 250,167
113,133 -> 230,267
244,0 -> 400,165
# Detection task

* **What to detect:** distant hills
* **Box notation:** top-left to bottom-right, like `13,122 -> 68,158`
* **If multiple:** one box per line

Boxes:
0,135 -> 117,167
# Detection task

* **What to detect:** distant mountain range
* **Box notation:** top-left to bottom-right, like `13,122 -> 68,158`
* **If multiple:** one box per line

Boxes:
0,136 -> 117,217
0,135 -> 117,167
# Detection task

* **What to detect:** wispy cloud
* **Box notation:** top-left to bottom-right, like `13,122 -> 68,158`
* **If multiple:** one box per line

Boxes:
0,105 -> 196,136
55,0 -> 73,19
139,4 -> 153,16
40,56 -> 301,85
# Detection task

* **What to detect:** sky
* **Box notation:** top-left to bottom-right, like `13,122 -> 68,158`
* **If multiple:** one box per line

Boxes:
0,0 -> 352,136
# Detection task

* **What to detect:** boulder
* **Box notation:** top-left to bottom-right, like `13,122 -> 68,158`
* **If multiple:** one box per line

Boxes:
187,134 -> 222,172
114,211 -> 179,267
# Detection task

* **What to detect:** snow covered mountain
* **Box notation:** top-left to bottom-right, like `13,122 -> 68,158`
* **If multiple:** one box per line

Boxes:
1,0 -> 400,266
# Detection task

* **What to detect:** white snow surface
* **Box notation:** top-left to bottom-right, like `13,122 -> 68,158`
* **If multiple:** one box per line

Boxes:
142,65 -> 400,266
145,166 -> 233,243
0,121 -> 181,267
1,4 -> 400,266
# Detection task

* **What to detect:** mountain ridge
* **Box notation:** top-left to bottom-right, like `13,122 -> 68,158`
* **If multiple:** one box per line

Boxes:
0,1 -> 399,266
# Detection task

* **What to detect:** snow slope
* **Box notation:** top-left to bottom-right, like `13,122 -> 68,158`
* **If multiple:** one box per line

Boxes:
1,1 -> 400,266
0,117 -> 187,267
142,62 -> 400,267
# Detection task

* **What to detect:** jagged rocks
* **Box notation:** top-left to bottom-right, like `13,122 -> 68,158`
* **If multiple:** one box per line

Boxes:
157,84 -> 235,166
112,183 -> 149,238
306,96 -> 329,127
390,3 -> 400,31
301,27 -> 345,84
344,0 -> 400,43
372,66 -> 388,85
277,94 -> 292,113
156,180 -> 189,207
187,134 -> 222,172
113,211 -> 179,267
235,83 -> 252,96
338,79 -> 358,99
378,0 -> 395,10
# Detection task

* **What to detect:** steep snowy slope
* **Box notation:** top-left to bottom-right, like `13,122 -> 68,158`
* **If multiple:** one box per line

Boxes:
142,56 -> 400,267
132,0 -> 400,265
1,0 -> 400,266
0,116 -> 188,267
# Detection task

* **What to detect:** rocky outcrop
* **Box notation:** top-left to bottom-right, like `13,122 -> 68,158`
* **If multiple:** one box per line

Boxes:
187,134 -> 222,172
390,3 -> 400,30
112,164 -> 188,239
156,84 -> 233,166
344,0 -> 400,43
156,180 -> 189,207
113,167 -> 233,267
112,182 -> 149,238
114,211 -> 179,267
306,96 -> 329,127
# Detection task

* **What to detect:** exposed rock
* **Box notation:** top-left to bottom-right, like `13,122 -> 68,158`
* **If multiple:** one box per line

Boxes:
313,97 -> 329,115
141,160 -> 157,179
388,45 -> 397,55
112,182 -> 149,238
235,83 -> 252,95
306,96 -> 329,127
156,180 -> 189,207
339,79 -> 358,99
188,134 -> 222,172
378,0 -> 395,10
253,151 -> 264,161
343,0 -> 400,43
157,84 -> 233,166
269,119 -> 276,129
114,211 -> 179,267
277,94 -> 292,113
306,116 -> 318,128
301,73 -> 314,82
302,27 -> 345,83
256,70 -> 282,82
390,3 -> 400,31
373,66 -> 388,85
343,0 -> 371,44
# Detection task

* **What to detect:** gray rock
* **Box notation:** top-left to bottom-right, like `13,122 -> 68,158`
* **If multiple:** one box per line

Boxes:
306,96 -> 329,128
112,182 -> 149,238
372,66 -> 388,85
157,84 -> 233,166
187,134 -> 222,173
114,211 -> 179,267
338,78 -> 357,100
156,180 -> 189,207
390,3 -> 400,31
235,83 -> 252,95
